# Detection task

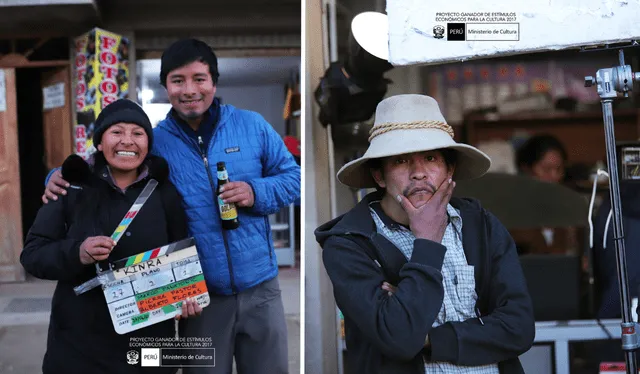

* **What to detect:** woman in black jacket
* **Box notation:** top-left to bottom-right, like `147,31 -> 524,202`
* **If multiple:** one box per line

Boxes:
20,99 -> 198,374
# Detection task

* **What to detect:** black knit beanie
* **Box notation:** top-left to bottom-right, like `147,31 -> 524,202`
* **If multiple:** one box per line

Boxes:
160,39 -> 219,86
93,99 -> 154,149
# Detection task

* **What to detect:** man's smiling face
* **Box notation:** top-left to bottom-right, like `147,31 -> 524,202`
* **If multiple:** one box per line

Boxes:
165,60 -> 216,127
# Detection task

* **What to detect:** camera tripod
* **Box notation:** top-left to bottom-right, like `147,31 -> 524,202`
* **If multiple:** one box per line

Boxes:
585,45 -> 640,374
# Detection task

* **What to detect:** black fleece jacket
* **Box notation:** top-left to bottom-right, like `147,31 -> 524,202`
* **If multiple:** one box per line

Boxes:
21,154 -> 187,374
315,192 -> 535,374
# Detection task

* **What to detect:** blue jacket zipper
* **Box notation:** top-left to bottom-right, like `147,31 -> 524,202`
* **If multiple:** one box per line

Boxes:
198,135 -> 238,294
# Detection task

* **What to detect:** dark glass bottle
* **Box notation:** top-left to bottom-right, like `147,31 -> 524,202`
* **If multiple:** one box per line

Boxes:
217,162 -> 240,230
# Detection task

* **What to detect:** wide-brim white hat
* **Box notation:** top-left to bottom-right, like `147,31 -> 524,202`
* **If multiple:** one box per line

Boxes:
337,94 -> 492,188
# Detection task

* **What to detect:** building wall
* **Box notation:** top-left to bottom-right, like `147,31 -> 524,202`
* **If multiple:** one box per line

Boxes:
305,0 -> 340,372
216,85 -> 287,136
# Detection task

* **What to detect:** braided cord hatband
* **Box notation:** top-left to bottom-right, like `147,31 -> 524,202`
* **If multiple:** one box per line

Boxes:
368,121 -> 454,142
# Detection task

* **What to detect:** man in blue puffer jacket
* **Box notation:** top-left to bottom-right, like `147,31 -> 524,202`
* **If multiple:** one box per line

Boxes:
43,39 -> 300,374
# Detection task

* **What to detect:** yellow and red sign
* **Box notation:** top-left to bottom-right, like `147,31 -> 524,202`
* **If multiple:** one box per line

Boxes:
73,28 -> 130,159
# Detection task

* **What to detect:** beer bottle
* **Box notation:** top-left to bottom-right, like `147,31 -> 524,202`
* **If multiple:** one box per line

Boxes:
217,162 -> 240,230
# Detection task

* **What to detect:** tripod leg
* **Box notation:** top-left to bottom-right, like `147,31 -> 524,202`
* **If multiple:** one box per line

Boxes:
601,99 -> 638,373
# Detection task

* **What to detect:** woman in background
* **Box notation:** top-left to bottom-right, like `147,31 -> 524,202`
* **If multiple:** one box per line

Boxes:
517,134 -> 567,184
510,134 -> 582,255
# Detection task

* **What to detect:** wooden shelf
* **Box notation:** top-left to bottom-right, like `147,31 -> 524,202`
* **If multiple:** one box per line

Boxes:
464,109 -> 640,167
467,108 -> 639,124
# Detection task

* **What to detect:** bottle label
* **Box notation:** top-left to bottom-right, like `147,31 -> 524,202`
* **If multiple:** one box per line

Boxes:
217,170 -> 228,180
218,196 -> 238,220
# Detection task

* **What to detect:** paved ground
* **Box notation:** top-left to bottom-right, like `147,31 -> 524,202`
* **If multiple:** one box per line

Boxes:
0,266 -> 300,374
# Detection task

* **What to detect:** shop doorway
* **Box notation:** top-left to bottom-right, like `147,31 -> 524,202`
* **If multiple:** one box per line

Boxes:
0,64 -> 72,282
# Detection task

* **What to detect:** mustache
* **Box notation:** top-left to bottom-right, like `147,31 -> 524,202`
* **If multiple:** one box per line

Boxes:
403,182 -> 437,197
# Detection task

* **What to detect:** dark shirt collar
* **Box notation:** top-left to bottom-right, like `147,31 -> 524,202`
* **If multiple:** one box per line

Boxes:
171,106 -> 212,133
369,200 -> 410,230
170,99 -> 221,151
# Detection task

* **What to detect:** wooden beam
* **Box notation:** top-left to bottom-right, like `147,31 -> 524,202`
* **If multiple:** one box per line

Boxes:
0,31 -> 76,39
0,59 -> 70,68
24,37 -> 51,58
0,53 -> 28,66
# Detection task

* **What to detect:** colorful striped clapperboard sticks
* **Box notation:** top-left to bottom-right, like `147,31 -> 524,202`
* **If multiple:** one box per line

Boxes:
76,179 -> 159,293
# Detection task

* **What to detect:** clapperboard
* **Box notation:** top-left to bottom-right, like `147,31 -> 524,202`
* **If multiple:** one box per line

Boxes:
102,237 -> 210,334
73,179 -> 210,334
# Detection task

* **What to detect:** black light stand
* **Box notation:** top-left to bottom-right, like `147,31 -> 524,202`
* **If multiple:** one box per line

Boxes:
585,48 -> 640,374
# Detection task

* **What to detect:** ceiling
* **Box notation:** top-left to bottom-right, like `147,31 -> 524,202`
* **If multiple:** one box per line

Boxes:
0,0 -> 300,49
0,1 -> 99,37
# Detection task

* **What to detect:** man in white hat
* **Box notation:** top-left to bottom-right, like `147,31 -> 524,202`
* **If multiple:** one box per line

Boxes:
315,94 -> 534,374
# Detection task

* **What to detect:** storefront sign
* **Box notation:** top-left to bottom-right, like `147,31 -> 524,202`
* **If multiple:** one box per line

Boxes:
73,28 -> 130,159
